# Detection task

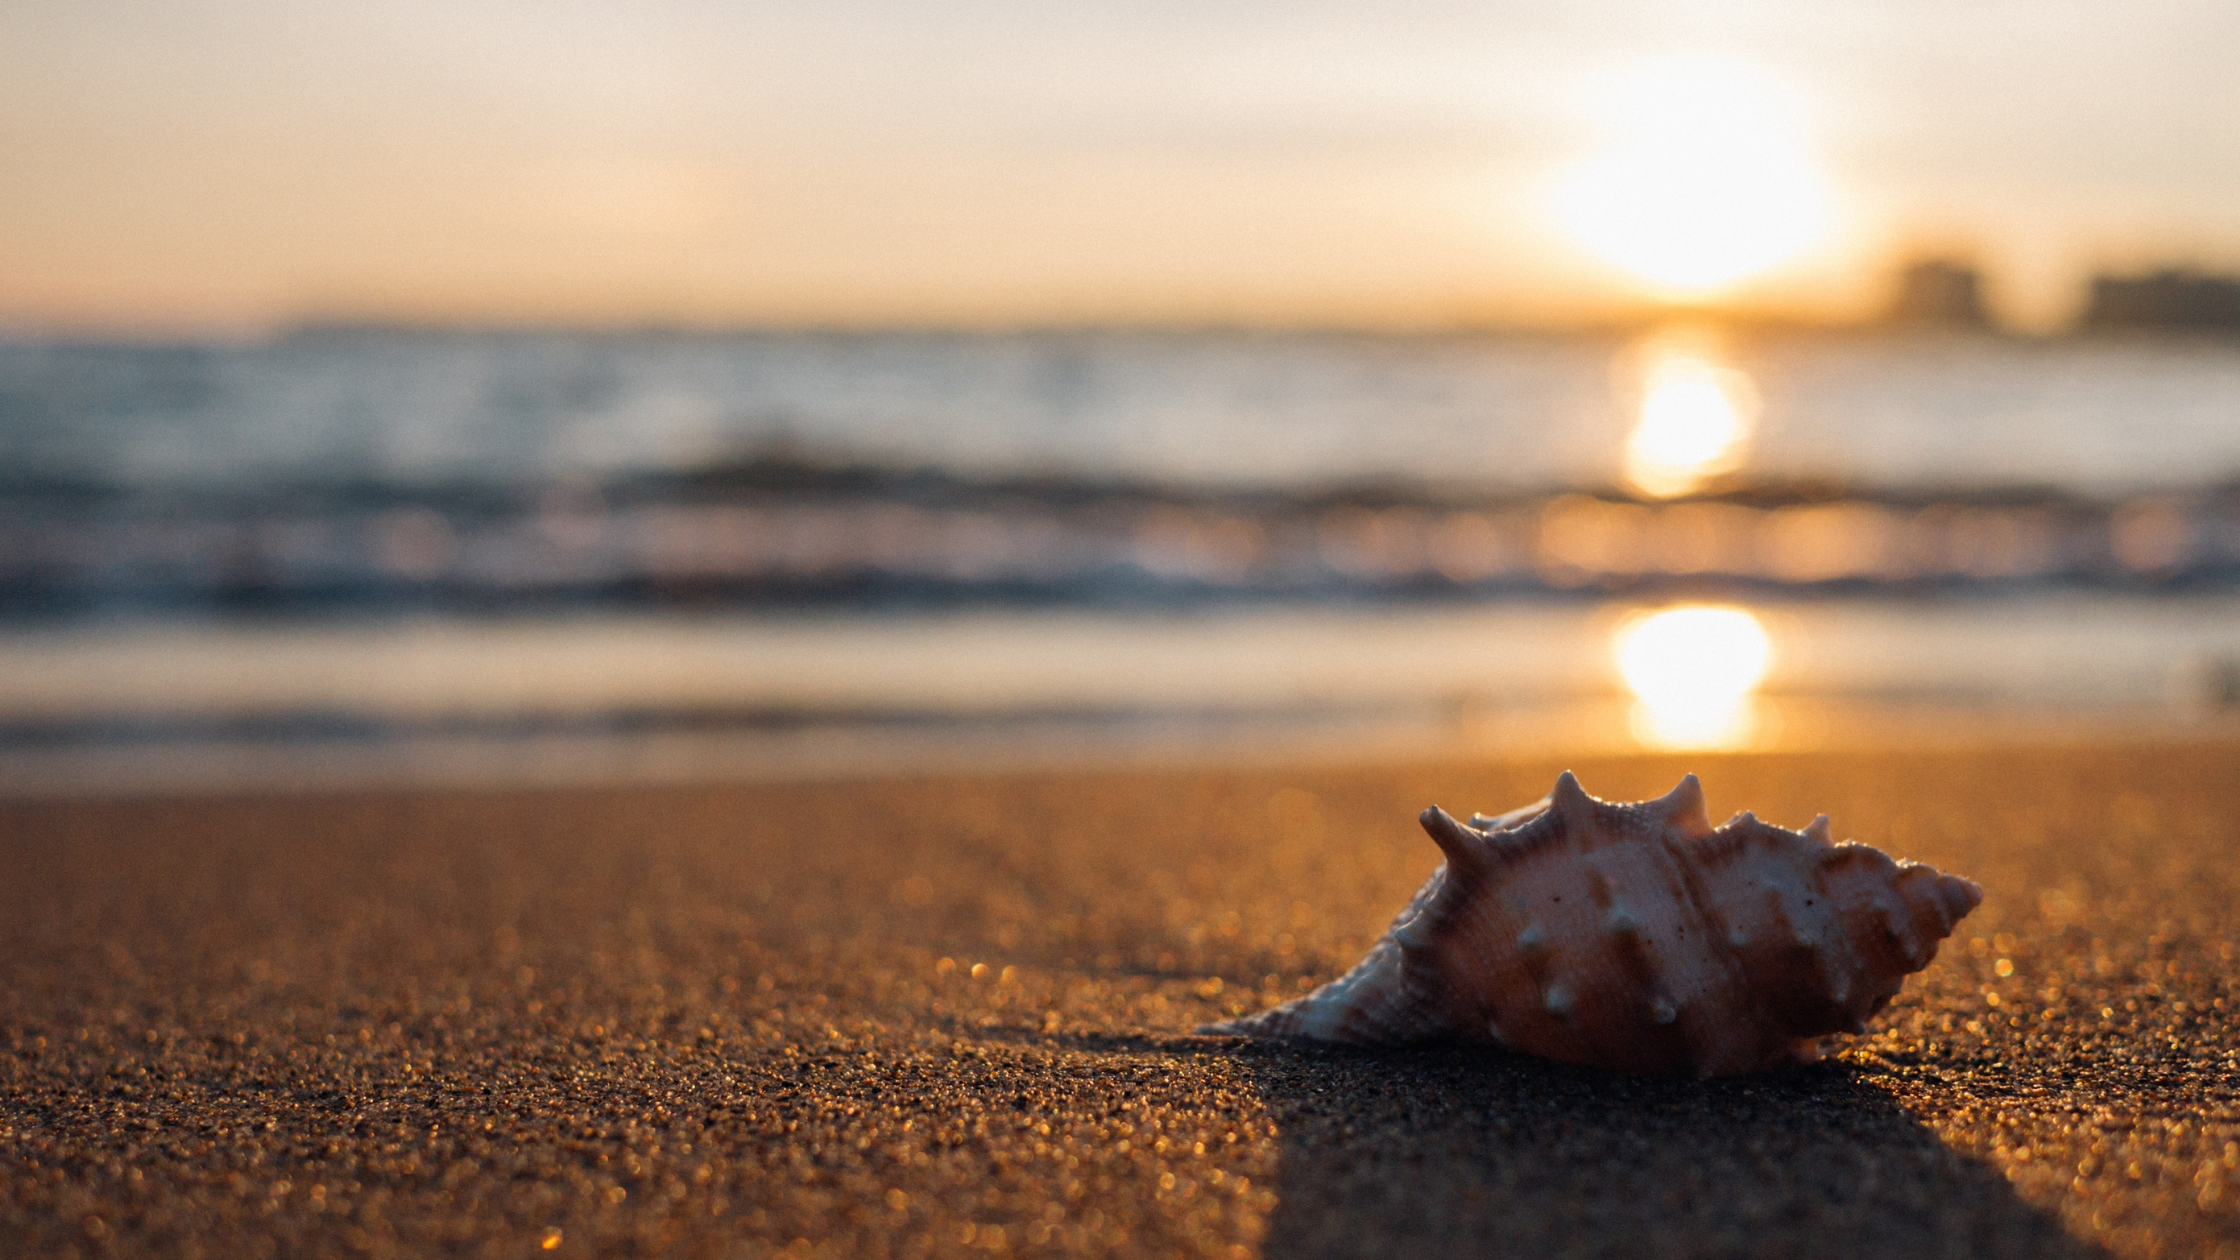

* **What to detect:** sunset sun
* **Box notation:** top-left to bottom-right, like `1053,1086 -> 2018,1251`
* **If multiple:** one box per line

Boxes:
1549,56 -> 1838,299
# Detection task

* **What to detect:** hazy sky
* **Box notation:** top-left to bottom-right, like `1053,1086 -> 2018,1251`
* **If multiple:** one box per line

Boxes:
5,0 -> 2239,332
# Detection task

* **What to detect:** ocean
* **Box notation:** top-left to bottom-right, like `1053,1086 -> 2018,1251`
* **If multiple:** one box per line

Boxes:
5,325 -> 2239,791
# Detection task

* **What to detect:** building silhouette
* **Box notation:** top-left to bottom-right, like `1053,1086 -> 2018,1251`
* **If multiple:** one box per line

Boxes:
1887,260 -> 1990,328
2083,269 -> 2240,331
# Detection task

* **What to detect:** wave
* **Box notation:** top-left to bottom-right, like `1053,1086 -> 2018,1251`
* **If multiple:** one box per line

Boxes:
5,454 -> 2239,618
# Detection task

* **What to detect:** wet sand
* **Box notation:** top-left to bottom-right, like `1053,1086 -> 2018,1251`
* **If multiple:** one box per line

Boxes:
4,742 -> 2238,1258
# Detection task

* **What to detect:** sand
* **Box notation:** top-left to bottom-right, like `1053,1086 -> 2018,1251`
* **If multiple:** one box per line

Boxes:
5,742 -> 2239,1258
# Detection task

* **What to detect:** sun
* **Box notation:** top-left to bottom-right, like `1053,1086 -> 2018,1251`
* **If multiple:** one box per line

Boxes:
1548,55 -> 1838,300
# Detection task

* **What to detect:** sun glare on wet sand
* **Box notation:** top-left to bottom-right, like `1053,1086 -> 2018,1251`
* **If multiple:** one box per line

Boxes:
1550,56 -> 1837,299
1614,605 -> 1773,748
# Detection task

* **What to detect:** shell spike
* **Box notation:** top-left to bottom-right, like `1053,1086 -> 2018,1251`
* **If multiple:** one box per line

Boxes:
1471,796 -> 1552,833
1549,771 -> 1596,830
1649,773 -> 1713,838
1804,815 -> 1833,845
1419,807 -> 1485,872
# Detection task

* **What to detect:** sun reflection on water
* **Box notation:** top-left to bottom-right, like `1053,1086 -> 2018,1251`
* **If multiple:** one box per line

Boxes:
1623,346 -> 1759,498
1613,605 -> 1772,748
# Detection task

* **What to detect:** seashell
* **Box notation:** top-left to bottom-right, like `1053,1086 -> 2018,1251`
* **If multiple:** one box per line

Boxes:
1199,772 -> 1982,1077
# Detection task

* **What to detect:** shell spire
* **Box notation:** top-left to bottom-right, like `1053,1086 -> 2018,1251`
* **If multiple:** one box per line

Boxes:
1199,772 -> 1983,1077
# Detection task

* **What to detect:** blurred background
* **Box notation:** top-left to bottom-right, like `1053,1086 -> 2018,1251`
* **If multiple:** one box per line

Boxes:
6,0 -> 2240,792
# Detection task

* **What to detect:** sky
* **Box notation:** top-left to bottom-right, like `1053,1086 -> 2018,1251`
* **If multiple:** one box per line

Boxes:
5,0 -> 2240,333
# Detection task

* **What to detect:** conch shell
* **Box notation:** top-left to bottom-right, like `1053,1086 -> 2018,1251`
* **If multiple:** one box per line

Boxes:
1200,772 -> 1982,1077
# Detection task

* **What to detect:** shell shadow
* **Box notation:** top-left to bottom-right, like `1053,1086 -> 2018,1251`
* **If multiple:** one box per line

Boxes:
1224,1041 -> 2104,1260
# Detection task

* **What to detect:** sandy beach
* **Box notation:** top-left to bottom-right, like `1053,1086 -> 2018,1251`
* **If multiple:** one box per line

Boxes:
5,740 -> 2237,1258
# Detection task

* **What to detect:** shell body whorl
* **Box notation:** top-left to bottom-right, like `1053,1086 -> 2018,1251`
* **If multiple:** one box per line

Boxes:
1199,772 -> 1982,1077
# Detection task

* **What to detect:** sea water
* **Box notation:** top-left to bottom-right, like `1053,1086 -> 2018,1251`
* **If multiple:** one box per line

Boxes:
4,326 -> 2239,790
